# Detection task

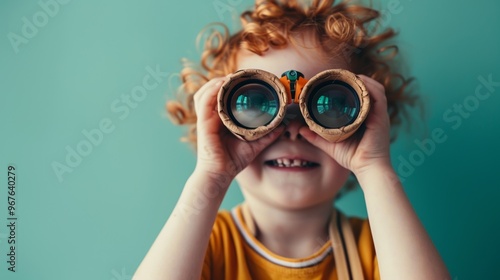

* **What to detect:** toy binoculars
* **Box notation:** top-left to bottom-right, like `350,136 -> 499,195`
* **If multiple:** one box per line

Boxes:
217,69 -> 370,142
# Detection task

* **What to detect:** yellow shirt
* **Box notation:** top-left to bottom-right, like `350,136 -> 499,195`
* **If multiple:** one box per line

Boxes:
202,205 -> 380,279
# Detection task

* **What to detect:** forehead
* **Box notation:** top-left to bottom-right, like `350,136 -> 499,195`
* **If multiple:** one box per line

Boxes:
236,38 -> 348,79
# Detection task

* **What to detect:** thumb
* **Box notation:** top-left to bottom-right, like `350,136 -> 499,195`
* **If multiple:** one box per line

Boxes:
251,125 -> 286,154
299,127 -> 334,155
234,125 -> 286,162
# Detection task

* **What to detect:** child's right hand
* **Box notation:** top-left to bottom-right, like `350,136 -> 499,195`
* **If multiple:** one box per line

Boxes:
192,77 -> 285,188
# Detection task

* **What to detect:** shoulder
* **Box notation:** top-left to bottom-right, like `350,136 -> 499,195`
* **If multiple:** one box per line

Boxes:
206,208 -> 242,253
211,209 -> 237,237
203,208 -> 246,279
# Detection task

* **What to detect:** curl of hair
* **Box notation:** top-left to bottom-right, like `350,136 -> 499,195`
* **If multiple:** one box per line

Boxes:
167,0 -> 417,151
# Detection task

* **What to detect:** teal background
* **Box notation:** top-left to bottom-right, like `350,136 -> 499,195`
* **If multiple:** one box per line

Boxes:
0,0 -> 499,279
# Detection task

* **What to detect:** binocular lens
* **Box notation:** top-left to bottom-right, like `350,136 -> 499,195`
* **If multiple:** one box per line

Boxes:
228,81 -> 279,128
219,69 -> 368,142
308,81 -> 360,128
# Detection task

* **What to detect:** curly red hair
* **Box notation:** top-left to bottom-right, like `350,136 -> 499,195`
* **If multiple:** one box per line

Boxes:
167,0 -> 416,146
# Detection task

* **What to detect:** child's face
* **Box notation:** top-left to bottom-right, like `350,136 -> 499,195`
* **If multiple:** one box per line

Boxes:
234,37 -> 351,209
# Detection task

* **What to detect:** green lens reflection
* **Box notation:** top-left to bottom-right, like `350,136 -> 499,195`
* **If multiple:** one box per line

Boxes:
228,81 -> 279,128
309,81 -> 360,128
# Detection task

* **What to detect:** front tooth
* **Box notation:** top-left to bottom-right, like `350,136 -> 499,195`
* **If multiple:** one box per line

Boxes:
283,158 -> 291,166
277,159 -> 283,165
293,159 -> 301,167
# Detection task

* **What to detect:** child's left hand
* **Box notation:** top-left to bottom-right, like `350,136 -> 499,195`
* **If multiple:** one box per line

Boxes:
300,75 -> 392,178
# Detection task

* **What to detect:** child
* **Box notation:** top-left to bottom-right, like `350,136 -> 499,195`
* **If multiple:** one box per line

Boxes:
134,0 -> 450,279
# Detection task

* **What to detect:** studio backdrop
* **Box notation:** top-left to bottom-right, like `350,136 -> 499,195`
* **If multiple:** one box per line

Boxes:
1,0 -> 499,279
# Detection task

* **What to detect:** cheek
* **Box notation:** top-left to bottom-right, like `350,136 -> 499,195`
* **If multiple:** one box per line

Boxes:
235,161 -> 262,188
321,159 -> 351,186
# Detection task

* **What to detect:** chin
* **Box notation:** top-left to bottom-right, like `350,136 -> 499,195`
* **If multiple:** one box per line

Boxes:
246,185 -> 337,209
270,196 -> 336,211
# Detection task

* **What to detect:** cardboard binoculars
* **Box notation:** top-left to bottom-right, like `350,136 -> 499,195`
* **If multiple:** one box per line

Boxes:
217,69 -> 370,142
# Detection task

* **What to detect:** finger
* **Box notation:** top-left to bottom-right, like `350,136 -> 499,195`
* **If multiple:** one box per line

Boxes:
193,78 -> 225,103
250,125 -> 286,153
299,126 -> 334,155
357,75 -> 389,128
228,125 -> 286,172
358,75 -> 387,111
194,78 -> 226,119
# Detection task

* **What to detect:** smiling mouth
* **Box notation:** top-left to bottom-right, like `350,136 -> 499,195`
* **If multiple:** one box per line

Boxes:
265,158 -> 319,168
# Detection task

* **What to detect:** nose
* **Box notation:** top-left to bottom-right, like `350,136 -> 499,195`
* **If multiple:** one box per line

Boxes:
281,105 -> 306,141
